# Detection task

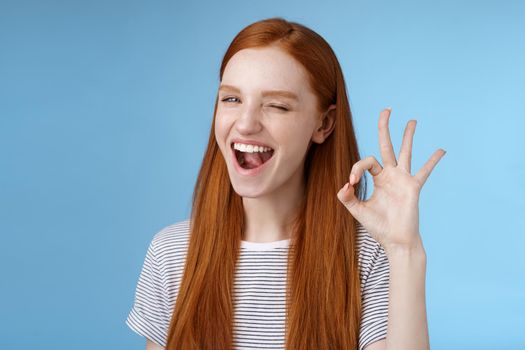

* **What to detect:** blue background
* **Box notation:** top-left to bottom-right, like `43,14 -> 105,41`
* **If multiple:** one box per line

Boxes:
1,0 -> 524,349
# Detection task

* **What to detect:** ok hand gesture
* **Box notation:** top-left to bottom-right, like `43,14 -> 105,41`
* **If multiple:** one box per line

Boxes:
337,108 -> 446,253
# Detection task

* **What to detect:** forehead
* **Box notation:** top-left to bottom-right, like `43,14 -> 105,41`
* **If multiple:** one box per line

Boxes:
221,46 -> 311,98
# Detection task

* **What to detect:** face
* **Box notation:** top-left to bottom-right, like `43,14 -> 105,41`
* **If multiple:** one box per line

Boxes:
214,45 -> 333,198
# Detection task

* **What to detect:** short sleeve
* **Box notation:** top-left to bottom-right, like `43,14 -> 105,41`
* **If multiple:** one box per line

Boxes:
126,237 -> 170,347
358,240 -> 390,350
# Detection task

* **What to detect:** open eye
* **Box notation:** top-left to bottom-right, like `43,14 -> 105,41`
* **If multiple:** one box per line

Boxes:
221,97 -> 239,103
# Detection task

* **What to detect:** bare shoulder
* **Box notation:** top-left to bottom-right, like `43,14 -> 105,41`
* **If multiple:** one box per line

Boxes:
363,339 -> 386,350
146,339 -> 165,350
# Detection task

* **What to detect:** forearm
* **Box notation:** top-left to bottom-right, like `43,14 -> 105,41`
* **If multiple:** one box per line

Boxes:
384,241 -> 430,350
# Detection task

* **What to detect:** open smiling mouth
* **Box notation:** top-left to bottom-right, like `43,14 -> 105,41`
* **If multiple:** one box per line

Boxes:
231,143 -> 275,170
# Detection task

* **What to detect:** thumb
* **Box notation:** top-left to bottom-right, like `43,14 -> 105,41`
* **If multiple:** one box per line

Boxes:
337,182 -> 361,214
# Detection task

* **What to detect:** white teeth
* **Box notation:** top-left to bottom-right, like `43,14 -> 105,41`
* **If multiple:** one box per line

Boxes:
233,142 -> 273,153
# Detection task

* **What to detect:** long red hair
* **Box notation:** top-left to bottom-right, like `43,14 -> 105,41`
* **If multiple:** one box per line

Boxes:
166,17 -> 368,349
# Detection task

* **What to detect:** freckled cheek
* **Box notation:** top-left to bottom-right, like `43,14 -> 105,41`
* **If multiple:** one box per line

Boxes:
214,121 -> 228,150
215,111 -> 232,127
282,131 -> 316,158
215,112 -> 238,128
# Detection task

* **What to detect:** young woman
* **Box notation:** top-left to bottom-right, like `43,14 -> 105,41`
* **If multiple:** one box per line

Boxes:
126,17 -> 445,350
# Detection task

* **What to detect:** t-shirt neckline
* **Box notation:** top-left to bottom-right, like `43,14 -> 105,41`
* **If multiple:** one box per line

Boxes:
240,238 -> 291,250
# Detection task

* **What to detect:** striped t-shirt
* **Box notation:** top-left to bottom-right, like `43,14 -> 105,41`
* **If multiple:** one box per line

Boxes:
126,219 -> 390,350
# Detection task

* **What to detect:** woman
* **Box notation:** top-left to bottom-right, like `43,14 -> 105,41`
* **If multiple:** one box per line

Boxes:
126,17 -> 445,350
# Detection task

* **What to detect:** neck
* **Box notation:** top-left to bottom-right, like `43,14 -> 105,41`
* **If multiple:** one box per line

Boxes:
241,171 -> 304,243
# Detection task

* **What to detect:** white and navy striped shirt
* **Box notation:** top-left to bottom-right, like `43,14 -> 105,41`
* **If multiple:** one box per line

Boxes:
126,219 -> 389,350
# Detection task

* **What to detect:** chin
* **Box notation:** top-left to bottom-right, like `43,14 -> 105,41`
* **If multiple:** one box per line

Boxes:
230,183 -> 266,198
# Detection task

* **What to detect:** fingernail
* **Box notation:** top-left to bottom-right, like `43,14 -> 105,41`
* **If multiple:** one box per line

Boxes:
386,106 -> 392,111
343,182 -> 349,191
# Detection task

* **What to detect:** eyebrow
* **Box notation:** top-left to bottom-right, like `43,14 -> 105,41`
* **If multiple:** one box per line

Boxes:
219,84 -> 299,101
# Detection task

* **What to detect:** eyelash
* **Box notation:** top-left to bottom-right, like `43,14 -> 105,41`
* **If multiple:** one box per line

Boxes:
221,97 -> 289,112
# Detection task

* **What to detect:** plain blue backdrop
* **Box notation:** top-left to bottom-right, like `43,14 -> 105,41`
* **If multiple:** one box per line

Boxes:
1,0 -> 524,349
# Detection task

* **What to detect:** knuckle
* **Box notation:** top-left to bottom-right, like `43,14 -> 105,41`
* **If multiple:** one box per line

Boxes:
351,161 -> 361,171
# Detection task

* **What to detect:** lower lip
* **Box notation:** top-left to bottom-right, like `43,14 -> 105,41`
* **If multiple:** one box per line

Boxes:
231,146 -> 275,176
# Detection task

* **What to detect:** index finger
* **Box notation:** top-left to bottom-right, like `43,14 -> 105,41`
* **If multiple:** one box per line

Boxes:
378,107 -> 397,167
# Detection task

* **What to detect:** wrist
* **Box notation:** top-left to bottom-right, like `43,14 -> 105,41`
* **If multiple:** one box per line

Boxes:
384,238 -> 426,261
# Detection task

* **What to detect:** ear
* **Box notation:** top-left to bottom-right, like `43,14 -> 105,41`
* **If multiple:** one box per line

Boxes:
311,104 -> 336,144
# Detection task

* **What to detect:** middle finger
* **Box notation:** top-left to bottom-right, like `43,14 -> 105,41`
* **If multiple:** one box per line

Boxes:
378,108 -> 397,168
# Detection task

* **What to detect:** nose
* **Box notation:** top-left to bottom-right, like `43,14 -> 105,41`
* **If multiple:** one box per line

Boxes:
235,103 -> 263,135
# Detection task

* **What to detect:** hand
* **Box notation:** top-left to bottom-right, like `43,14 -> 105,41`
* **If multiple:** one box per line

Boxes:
337,108 -> 446,252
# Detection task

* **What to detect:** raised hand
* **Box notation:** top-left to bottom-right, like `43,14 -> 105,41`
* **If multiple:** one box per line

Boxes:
337,108 -> 446,253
